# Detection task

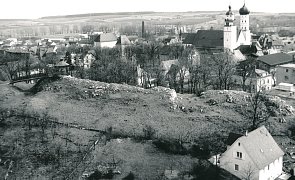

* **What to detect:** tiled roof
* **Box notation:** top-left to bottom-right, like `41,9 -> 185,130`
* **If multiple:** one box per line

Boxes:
234,126 -> 284,170
94,33 -> 117,42
182,30 -> 224,48
258,53 -> 293,66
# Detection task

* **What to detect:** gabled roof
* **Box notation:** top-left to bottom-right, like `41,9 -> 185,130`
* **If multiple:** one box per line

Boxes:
94,33 -> 117,42
226,132 -> 243,146
116,35 -> 131,45
234,126 -> 284,170
160,60 -> 179,72
183,30 -> 224,48
258,53 -> 293,66
55,61 -> 69,67
236,45 -> 258,56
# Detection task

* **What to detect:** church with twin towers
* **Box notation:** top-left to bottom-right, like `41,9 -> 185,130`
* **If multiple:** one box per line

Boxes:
224,2 -> 251,52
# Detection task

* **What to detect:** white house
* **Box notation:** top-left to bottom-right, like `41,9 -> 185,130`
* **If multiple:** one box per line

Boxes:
83,51 -> 96,69
219,126 -> 284,180
233,69 -> 274,92
93,33 -> 117,48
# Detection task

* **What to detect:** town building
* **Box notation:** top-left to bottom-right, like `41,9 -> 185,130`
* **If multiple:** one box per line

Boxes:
219,126 -> 284,180
183,2 -> 252,53
276,63 -> 295,85
233,69 -> 274,92
93,33 -> 118,48
256,53 -> 294,73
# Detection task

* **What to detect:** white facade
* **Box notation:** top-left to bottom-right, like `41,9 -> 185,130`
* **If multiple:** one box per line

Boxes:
224,26 -> 237,52
220,126 -> 284,180
233,69 -> 274,92
94,41 -> 117,48
224,6 -> 237,52
258,157 -> 283,180
223,4 -> 252,52
240,14 -> 250,31
83,53 -> 96,69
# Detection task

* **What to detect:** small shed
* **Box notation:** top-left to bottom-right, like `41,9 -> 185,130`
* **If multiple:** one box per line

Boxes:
276,83 -> 295,92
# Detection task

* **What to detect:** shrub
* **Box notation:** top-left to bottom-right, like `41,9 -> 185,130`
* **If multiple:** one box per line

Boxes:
142,125 -> 156,140
122,172 -> 135,180
153,139 -> 187,155
189,144 -> 210,159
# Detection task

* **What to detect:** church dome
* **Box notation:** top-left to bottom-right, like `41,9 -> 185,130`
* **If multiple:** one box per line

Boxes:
239,3 -> 250,15
226,6 -> 233,15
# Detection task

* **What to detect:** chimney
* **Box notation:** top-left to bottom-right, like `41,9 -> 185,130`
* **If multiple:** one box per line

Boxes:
142,21 -> 145,38
245,130 -> 248,136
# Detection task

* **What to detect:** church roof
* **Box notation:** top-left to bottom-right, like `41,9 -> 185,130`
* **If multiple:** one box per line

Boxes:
182,30 -> 224,48
239,3 -> 250,15
226,5 -> 233,15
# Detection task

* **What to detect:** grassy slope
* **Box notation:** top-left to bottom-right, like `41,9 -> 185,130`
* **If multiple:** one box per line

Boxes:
1,77 -> 295,179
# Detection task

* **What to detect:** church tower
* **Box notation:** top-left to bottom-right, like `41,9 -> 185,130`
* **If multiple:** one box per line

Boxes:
237,2 -> 251,46
224,5 -> 237,52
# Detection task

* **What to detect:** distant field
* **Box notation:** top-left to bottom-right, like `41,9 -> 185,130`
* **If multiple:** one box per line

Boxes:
0,11 -> 294,38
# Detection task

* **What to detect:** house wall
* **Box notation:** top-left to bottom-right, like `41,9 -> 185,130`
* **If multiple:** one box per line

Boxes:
256,75 -> 274,91
258,156 -> 283,180
219,141 -> 259,180
257,61 -> 271,72
232,74 -> 274,92
276,66 -> 295,85
224,26 -> 237,52
83,54 -> 95,69
94,41 -> 117,48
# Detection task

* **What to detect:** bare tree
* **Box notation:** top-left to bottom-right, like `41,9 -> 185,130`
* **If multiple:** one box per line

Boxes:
236,57 -> 256,92
212,51 -> 237,90
249,90 -> 269,130
242,164 -> 256,180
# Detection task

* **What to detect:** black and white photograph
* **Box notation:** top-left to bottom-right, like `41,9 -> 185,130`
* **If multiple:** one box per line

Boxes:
0,0 -> 295,179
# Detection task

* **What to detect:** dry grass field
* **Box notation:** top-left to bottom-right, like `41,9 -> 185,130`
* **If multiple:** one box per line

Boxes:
1,77 -> 295,179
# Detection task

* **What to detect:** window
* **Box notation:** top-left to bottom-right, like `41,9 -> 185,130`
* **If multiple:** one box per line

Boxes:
285,76 -> 289,81
238,142 -> 240,146
237,152 -> 243,159
268,165 -> 270,170
235,164 -> 239,171
286,69 -> 289,72
267,79 -> 269,83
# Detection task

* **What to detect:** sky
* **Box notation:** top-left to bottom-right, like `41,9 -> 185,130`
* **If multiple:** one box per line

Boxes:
1,0 -> 294,19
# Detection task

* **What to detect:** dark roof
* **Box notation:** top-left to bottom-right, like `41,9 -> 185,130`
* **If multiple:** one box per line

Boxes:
226,6 -> 233,15
236,45 -> 258,55
258,53 -> 293,66
226,132 -> 243,146
239,3 -> 250,15
94,33 -> 117,42
183,30 -> 224,48
116,35 -> 131,45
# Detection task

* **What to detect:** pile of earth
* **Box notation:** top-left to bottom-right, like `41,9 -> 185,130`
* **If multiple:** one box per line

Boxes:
33,76 -> 177,105
201,90 -> 294,116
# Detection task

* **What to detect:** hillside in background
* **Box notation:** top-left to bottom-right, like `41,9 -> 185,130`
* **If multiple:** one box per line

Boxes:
0,11 -> 295,38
